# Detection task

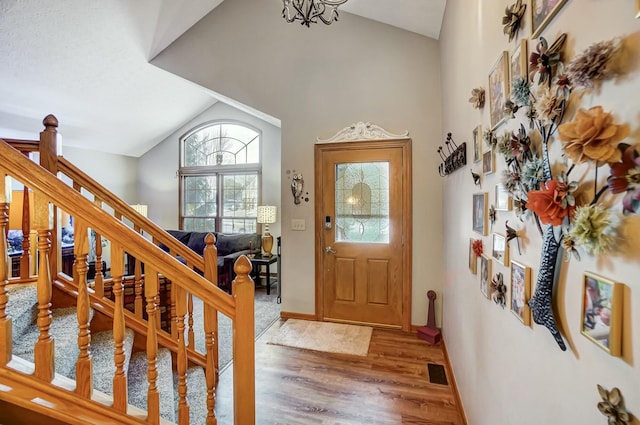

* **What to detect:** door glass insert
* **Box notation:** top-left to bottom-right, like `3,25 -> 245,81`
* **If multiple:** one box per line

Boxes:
335,162 -> 389,243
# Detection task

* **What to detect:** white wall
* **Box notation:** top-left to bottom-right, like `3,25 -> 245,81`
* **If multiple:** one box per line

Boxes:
138,101 -> 282,238
151,0 -> 444,325
63,145 -> 139,202
439,1 -> 640,424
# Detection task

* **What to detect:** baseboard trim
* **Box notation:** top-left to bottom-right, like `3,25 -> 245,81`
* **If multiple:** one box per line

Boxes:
442,335 -> 469,425
280,311 -> 317,321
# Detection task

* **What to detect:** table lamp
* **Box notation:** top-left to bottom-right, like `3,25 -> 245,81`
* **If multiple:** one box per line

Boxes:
257,205 -> 276,256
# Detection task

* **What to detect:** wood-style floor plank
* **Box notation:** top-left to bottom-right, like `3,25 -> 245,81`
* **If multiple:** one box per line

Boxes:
214,320 -> 464,425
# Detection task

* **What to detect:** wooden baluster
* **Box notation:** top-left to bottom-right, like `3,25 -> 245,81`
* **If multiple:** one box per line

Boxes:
73,220 -> 92,397
145,266 -> 160,425
175,284 -> 190,425
187,293 -> 194,349
111,243 -> 127,413
203,233 -> 218,425
133,227 -> 143,318
34,192 -> 54,382
0,185 -> 11,366
92,198 -> 104,298
203,233 -> 218,424
71,183 -> 82,283
170,281 -> 177,339
19,186 -> 30,279
232,256 -> 255,425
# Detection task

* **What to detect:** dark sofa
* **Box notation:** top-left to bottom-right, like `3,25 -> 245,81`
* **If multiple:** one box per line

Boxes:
161,230 -> 261,290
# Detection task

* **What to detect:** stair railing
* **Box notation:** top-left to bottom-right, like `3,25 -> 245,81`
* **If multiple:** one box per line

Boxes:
0,116 -> 255,425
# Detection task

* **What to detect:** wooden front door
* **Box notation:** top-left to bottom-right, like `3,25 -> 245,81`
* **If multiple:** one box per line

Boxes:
315,139 -> 412,330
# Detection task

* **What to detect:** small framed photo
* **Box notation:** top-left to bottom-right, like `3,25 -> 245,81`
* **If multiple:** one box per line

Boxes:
482,150 -> 495,175
495,183 -> 512,211
510,39 -> 528,82
637,0 -> 640,18
479,255 -> 492,299
472,193 -> 488,236
581,272 -> 623,356
491,233 -> 509,266
531,0 -> 568,38
469,238 -> 477,274
473,125 -> 482,163
510,260 -> 531,325
488,51 -> 510,130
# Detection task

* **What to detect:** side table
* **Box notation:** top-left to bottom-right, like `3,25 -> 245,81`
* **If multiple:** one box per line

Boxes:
249,254 -> 278,296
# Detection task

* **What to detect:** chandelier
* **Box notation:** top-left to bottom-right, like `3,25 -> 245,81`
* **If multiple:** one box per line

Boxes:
282,0 -> 348,27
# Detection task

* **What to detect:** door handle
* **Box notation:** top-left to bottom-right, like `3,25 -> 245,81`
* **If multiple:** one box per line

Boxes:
325,246 -> 337,254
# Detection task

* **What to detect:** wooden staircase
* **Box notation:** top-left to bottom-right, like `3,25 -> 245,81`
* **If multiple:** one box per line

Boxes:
0,115 -> 256,424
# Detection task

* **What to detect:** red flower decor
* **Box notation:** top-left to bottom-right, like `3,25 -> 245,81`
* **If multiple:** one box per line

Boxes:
526,179 -> 576,226
472,239 -> 483,257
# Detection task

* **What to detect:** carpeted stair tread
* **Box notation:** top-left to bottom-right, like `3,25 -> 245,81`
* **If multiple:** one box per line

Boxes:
6,284 -> 38,340
173,365 -> 208,425
128,347 -> 176,423
13,306 -> 94,379
90,328 -> 135,395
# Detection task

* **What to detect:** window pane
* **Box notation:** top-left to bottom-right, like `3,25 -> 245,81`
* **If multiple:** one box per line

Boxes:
183,217 -> 216,232
183,176 -> 217,218
222,174 -> 258,218
221,219 -> 257,234
182,123 -> 259,166
335,162 -> 389,243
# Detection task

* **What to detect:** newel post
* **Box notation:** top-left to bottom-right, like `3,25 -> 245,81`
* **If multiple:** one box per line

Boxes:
203,233 -> 219,423
39,115 -> 59,279
232,255 -> 255,425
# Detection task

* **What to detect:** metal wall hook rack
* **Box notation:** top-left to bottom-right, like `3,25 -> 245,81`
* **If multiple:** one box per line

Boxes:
438,133 -> 467,177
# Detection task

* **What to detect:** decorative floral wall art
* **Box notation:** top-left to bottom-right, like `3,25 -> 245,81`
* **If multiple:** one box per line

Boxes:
469,87 -> 486,109
488,51 -> 510,129
491,272 -> 507,307
531,0 -> 568,38
581,273 -> 623,356
502,0 -> 526,42
510,261 -> 531,326
495,31 -> 636,351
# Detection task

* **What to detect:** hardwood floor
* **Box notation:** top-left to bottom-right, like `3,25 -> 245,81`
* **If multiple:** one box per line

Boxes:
214,320 -> 465,425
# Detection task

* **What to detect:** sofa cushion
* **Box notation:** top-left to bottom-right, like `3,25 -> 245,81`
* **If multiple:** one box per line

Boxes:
215,233 -> 260,257
159,230 -> 194,252
186,232 -> 216,256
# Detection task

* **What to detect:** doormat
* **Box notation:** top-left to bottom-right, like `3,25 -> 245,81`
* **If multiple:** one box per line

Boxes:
267,319 -> 373,356
427,363 -> 448,385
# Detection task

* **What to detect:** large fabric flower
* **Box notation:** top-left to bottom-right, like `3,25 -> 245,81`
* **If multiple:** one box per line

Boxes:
558,106 -> 630,164
608,144 -> 640,215
534,87 -> 562,125
569,205 -> 618,255
526,179 -> 575,226
566,38 -> 621,89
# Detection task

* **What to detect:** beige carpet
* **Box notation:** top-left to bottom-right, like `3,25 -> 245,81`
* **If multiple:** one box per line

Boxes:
267,319 -> 373,356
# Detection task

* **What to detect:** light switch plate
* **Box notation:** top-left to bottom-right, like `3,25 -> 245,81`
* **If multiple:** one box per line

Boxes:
291,218 -> 305,231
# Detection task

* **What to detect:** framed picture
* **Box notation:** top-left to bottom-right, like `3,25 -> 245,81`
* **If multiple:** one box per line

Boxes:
581,272 -> 623,356
472,192 -> 488,236
492,233 -> 509,266
637,0 -> 640,19
473,125 -> 482,163
510,260 -> 531,325
479,255 -> 491,299
488,51 -> 510,130
510,39 -> 528,81
482,150 -> 495,175
469,238 -> 477,274
495,183 -> 512,211
531,0 -> 568,38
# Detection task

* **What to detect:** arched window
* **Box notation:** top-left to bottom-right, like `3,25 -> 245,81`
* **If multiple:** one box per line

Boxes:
179,121 -> 261,233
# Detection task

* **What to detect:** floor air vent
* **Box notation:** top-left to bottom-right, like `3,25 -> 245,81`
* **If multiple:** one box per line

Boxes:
427,363 -> 448,385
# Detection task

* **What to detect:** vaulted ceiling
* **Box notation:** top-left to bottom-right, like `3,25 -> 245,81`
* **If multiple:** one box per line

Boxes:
0,0 -> 446,157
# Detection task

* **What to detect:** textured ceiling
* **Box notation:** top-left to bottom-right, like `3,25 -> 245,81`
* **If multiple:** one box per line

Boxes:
0,0 -> 446,157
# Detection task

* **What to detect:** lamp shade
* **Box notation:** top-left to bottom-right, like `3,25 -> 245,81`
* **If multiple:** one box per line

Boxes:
257,205 -> 276,224
130,204 -> 148,218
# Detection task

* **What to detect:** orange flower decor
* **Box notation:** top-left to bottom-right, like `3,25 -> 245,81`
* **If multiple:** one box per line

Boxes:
526,179 -> 575,226
558,106 -> 630,164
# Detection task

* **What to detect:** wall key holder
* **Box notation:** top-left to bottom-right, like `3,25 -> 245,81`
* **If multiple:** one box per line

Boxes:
438,133 -> 467,176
